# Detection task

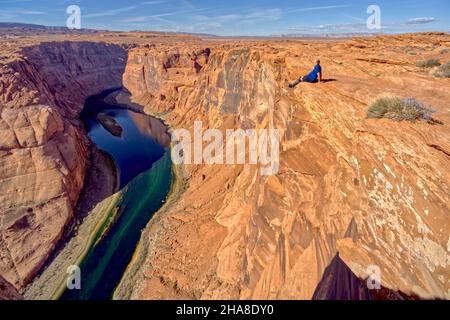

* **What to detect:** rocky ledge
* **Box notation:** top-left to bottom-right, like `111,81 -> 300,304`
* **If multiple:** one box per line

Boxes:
0,32 -> 449,300
118,33 -> 450,300
0,40 -> 127,288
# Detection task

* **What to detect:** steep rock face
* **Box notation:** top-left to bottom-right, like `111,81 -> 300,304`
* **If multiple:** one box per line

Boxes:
123,46 -> 210,114
0,275 -> 23,300
122,34 -> 450,300
0,41 -> 127,288
21,42 -> 128,118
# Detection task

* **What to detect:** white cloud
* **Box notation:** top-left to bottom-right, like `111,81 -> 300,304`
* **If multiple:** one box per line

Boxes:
123,12 -> 176,23
122,5 -> 209,24
0,13 -> 16,20
406,17 -> 437,25
1,0 -> 33,3
288,22 -> 367,33
190,8 -> 282,26
288,16 -> 439,35
84,6 -> 140,18
22,11 -> 47,15
141,1 -> 167,5
0,8 -> 47,17
85,1 -> 166,19
246,8 -> 282,21
289,5 -> 351,13
127,8 -> 284,34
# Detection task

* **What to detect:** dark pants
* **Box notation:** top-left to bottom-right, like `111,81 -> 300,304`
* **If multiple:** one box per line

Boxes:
302,75 -> 317,83
290,75 -> 317,87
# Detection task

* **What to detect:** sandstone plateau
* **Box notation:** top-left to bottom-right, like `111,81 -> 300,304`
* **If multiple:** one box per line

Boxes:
0,29 -> 449,300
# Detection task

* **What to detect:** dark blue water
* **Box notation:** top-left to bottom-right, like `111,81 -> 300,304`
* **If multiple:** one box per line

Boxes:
81,90 -> 166,188
61,89 -> 172,300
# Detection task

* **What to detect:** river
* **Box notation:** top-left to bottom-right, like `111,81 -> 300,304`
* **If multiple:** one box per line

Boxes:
60,89 -> 172,300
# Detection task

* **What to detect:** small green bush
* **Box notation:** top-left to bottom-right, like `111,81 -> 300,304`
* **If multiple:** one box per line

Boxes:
433,61 -> 450,78
416,58 -> 441,68
440,48 -> 450,54
367,96 -> 435,122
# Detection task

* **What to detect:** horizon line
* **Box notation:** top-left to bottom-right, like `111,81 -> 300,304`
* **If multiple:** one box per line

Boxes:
1,21 -> 449,38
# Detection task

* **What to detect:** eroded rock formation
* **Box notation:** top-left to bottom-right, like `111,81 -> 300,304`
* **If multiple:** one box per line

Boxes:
0,32 -> 449,300
0,275 -> 23,300
0,41 -> 126,288
119,33 -> 450,300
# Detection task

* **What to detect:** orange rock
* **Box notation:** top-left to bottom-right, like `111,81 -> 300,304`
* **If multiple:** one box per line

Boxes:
0,40 -> 126,288
0,275 -> 23,300
1,31 -> 449,300
121,33 -> 450,300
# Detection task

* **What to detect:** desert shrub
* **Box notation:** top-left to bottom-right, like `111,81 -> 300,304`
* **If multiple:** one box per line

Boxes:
408,51 -> 417,56
433,61 -> 450,78
367,96 -> 435,122
416,58 -> 441,68
440,48 -> 450,54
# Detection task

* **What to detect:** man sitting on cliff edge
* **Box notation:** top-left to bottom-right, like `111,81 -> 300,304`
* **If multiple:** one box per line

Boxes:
289,59 -> 322,88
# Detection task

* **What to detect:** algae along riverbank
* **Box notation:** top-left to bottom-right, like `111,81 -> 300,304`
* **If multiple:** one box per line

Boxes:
25,89 -> 173,300
61,153 -> 172,300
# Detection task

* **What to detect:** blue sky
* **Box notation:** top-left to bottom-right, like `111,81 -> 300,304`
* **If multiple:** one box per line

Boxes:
1,0 -> 449,35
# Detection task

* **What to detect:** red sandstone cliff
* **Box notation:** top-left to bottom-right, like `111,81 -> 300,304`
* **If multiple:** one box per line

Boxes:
0,41 -> 126,288
118,33 -> 450,300
0,275 -> 23,300
0,32 -> 449,300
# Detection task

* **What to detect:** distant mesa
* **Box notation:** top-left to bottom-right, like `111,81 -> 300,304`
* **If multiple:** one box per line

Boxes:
0,22 -> 49,29
0,22 -> 105,35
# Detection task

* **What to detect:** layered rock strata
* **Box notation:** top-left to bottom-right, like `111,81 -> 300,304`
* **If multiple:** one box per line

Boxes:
120,33 -> 450,300
0,41 -> 126,288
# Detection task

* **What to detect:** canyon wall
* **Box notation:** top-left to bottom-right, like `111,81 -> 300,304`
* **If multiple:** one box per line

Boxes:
0,33 -> 448,299
120,34 -> 450,299
0,41 -> 127,288
0,275 -> 23,300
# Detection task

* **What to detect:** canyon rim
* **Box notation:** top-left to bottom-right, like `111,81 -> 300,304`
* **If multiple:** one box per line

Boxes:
0,23 -> 449,301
